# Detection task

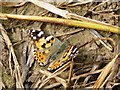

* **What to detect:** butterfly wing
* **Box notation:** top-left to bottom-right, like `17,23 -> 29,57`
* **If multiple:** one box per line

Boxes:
29,29 -> 60,50
48,45 -> 79,71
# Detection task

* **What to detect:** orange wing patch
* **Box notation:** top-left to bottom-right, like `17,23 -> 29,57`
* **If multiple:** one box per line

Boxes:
48,60 -> 61,70
34,50 -> 50,66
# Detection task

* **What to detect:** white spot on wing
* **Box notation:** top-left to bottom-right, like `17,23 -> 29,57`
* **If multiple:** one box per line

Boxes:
47,67 -> 51,71
31,34 -> 33,37
28,30 -> 31,34
46,36 -> 53,41
38,31 -> 44,37
73,48 -> 78,53
70,54 -> 73,57
33,36 -> 37,40
40,63 -> 43,66
32,29 -> 36,32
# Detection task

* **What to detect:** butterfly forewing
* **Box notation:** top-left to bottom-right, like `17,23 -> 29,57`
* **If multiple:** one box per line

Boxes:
29,29 -> 62,66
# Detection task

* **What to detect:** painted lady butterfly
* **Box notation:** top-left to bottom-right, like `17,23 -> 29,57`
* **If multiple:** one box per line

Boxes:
29,29 -> 79,71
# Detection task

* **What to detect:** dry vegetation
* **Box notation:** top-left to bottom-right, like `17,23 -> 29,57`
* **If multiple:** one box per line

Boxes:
0,0 -> 120,89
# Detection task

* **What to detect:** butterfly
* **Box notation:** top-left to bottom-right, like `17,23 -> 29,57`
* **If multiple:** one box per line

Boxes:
29,29 -> 79,70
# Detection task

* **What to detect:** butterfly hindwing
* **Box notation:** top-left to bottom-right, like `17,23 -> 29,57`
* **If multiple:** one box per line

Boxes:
47,45 -> 79,71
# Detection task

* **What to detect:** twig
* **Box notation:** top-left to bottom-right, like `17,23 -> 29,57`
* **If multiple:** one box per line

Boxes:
45,82 -> 61,89
100,71 -> 113,88
13,40 -> 25,46
72,69 -> 102,81
67,59 -> 74,88
67,0 -> 93,6
0,1 -> 24,7
80,81 -> 95,87
55,29 -> 84,37
8,49 -> 13,75
91,0 -> 110,11
26,43 -> 34,67
0,13 -> 120,34
21,44 -> 30,83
